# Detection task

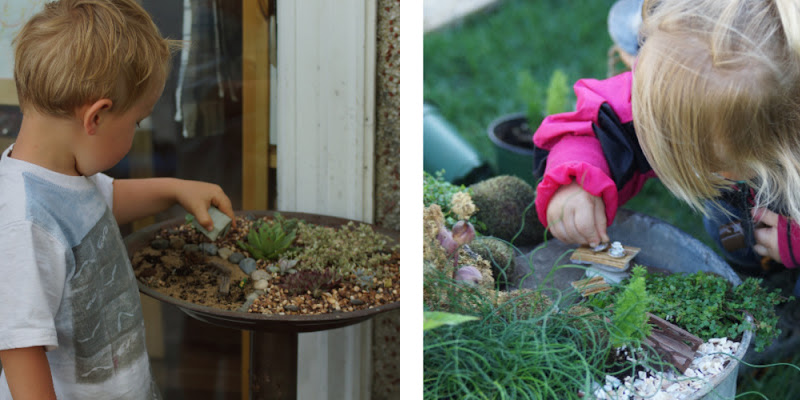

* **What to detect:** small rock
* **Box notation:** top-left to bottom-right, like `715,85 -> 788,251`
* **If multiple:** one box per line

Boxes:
218,247 -> 234,260
183,244 -> 200,253
288,268 -> 297,274
199,243 -> 218,256
228,252 -> 245,264
245,292 -> 260,302
251,269 -> 270,281
245,214 -> 257,221
351,299 -> 365,306
167,228 -> 180,236
267,265 -> 280,274
254,280 -> 269,290
239,258 -> 257,275
169,237 -> 185,250
151,239 -> 169,250
285,305 -> 299,312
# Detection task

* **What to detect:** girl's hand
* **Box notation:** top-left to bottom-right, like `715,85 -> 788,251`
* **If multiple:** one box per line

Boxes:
752,208 -> 781,262
546,181 -> 609,247
174,180 -> 235,231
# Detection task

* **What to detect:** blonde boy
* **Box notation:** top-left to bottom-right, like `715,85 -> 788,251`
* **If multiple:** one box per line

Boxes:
0,1 -> 234,398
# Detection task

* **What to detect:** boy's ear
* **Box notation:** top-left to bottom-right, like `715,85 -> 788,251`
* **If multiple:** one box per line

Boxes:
81,99 -> 113,136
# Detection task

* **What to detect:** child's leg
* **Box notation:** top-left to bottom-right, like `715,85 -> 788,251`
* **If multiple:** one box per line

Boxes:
702,199 -> 763,272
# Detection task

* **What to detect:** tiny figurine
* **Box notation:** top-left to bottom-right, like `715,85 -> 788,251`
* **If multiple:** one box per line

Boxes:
608,241 -> 626,258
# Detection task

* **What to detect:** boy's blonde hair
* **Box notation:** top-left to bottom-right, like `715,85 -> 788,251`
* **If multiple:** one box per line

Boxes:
633,0 -> 800,221
13,0 -> 176,117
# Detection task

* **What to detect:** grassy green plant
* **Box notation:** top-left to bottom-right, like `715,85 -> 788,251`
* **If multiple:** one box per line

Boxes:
237,214 -> 297,261
423,269 -> 636,399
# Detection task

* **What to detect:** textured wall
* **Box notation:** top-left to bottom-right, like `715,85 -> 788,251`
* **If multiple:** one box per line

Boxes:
372,0 -> 400,399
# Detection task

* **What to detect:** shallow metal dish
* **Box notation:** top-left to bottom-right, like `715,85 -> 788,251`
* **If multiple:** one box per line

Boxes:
124,210 -> 399,333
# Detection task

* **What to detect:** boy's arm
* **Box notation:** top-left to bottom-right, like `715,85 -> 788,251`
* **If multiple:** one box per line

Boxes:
0,346 -> 56,400
111,178 -> 235,230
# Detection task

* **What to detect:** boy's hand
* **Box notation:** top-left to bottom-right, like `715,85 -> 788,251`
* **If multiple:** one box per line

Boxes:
752,208 -> 781,262
546,181 -> 609,247
174,181 -> 235,231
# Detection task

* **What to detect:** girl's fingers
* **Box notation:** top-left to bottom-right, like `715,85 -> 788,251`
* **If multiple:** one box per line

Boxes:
752,207 -> 779,227
574,204 -> 599,246
593,197 -> 609,244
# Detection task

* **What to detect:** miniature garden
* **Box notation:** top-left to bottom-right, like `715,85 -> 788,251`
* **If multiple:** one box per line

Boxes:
129,212 -> 399,316
424,0 -> 800,397
422,172 -> 794,399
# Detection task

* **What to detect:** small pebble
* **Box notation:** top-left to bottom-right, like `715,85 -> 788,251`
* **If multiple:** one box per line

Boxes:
199,243 -> 218,256
267,265 -> 280,274
254,280 -> 269,290
218,247 -> 234,260
169,237 -> 185,250
183,244 -> 200,253
251,269 -> 270,281
351,299 -> 365,306
151,239 -> 169,250
228,252 -> 245,264
245,292 -> 260,302
239,258 -> 257,275
167,228 -> 180,236
285,305 -> 299,312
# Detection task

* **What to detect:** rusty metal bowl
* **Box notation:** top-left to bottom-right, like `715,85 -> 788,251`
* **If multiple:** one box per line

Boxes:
124,211 -> 399,333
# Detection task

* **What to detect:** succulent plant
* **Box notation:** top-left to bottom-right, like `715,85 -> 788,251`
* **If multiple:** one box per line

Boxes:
237,214 -> 297,261
354,267 -> 376,291
279,268 -> 341,297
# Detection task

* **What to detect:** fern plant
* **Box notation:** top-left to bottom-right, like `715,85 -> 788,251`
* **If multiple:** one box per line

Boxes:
237,214 -> 297,261
610,265 -> 652,347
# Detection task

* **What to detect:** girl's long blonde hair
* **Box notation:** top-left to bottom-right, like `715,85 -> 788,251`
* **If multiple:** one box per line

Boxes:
633,0 -> 800,220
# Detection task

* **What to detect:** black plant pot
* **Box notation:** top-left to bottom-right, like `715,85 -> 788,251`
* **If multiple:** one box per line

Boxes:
487,112 -> 537,186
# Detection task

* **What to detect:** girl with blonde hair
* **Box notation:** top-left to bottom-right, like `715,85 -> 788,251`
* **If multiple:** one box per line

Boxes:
534,0 -> 800,290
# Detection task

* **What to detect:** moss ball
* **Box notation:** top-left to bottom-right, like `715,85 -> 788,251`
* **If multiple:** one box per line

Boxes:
470,236 -> 514,287
469,175 -> 545,245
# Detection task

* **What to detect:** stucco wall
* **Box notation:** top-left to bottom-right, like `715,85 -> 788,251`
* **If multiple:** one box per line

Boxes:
372,0 -> 400,399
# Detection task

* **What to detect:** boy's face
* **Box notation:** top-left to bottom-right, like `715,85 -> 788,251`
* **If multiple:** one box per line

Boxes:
87,84 -> 163,174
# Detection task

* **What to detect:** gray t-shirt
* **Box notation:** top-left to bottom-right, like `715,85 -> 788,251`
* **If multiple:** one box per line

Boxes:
0,146 -> 159,399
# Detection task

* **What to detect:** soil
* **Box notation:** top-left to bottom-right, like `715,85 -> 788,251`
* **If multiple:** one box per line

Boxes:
130,215 -> 400,316
495,118 -> 535,150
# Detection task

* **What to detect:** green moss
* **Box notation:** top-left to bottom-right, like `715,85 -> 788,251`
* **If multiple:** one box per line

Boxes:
469,175 -> 545,245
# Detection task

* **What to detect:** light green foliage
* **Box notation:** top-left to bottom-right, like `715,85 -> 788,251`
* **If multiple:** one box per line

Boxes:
422,170 -> 485,230
545,69 -> 570,116
423,311 -> 478,331
610,266 -> 651,347
517,69 -> 544,127
292,221 -> 395,278
237,213 -> 297,261
517,68 -> 571,128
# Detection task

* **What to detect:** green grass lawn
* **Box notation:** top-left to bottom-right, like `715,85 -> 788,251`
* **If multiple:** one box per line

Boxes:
424,0 -> 800,395
424,0 -> 713,248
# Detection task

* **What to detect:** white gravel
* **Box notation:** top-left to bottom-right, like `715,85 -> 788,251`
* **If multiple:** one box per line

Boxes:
594,337 -> 740,400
